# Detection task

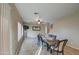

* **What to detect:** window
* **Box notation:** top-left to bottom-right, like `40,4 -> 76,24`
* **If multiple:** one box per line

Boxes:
18,22 -> 23,41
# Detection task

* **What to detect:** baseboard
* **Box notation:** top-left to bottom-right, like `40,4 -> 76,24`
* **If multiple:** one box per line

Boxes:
66,44 -> 79,51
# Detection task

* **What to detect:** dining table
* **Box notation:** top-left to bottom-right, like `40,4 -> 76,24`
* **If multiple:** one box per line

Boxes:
42,36 -> 59,52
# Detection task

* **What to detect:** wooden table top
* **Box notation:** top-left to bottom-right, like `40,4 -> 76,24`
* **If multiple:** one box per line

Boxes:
47,39 -> 58,46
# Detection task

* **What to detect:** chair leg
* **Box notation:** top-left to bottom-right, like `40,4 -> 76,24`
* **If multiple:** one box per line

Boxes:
57,52 -> 58,55
47,44 -> 49,51
50,49 -> 52,54
62,52 -> 64,55
42,41 -> 43,46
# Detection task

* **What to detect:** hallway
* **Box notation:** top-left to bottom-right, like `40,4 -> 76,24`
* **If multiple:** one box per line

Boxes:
0,3 -> 79,55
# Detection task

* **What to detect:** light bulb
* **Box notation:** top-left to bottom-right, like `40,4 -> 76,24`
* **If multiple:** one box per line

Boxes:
38,21 -> 40,24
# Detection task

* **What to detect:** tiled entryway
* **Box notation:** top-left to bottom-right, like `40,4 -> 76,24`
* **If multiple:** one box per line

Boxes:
19,37 -> 39,55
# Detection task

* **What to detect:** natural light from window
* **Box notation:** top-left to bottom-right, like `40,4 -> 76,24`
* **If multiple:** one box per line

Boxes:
18,22 -> 23,41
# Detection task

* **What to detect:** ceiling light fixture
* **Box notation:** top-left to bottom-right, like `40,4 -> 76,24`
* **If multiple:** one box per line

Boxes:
34,12 -> 42,24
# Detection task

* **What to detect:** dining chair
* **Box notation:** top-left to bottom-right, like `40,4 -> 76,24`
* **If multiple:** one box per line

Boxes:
48,34 -> 57,40
50,39 -> 68,55
37,34 -> 41,45
40,35 -> 47,47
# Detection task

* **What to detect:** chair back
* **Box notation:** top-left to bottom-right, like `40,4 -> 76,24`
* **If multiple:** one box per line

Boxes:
37,34 -> 41,40
52,35 -> 56,40
57,39 -> 68,52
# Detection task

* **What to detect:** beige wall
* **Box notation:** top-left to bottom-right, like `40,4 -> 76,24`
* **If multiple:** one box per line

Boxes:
0,4 -> 11,54
10,4 -> 23,54
0,3 -> 23,54
47,23 -> 53,33
0,4 -> 1,54
53,12 -> 79,50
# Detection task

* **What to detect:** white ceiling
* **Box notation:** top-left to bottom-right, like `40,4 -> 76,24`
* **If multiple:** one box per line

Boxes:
15,3 -> 79,23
